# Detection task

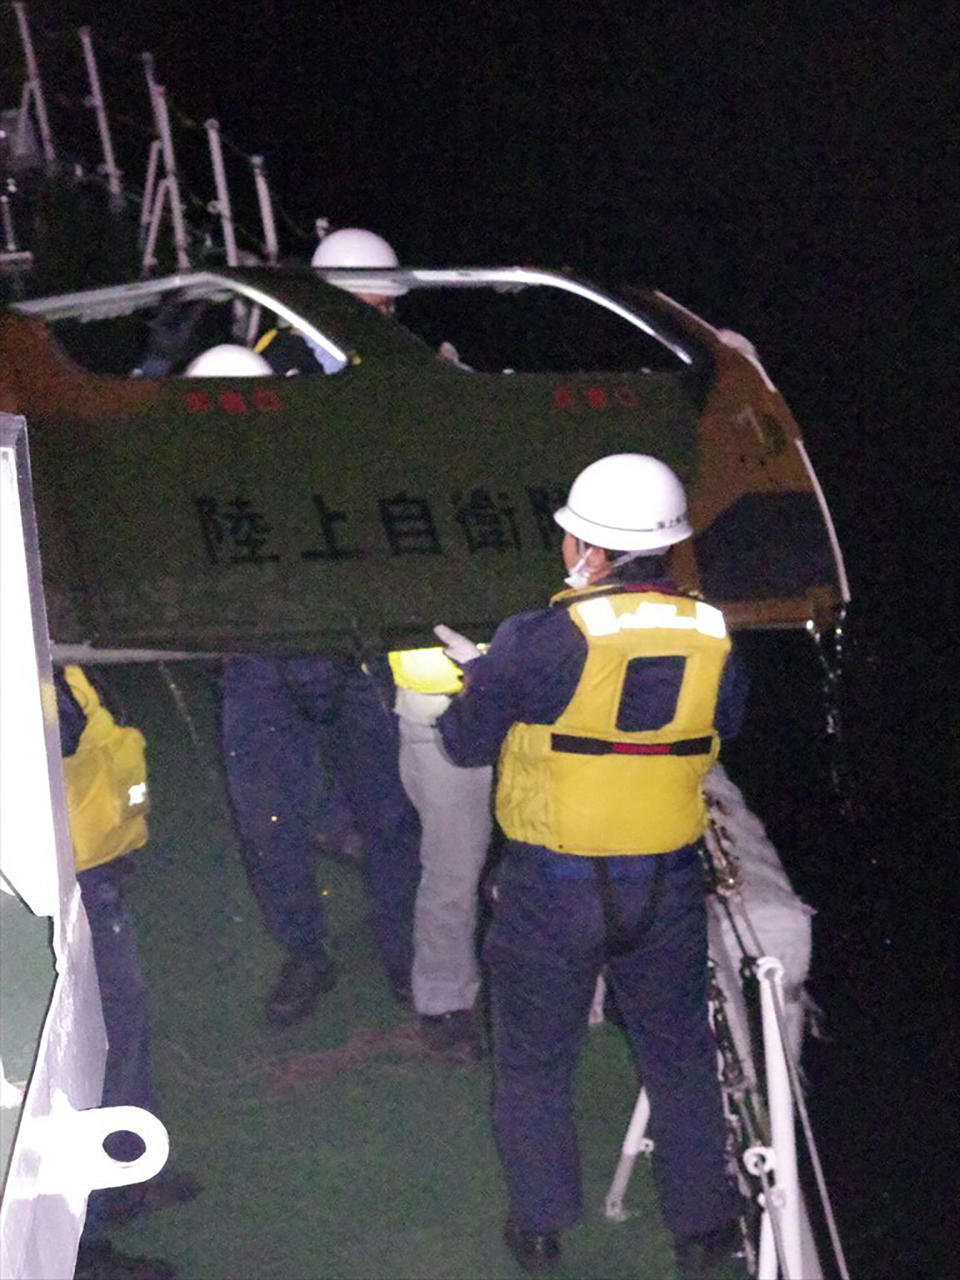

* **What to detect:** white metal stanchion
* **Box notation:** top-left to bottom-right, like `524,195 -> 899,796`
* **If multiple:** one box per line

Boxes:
604,1086 -> 653,1222
204,119 -> 238,266
139,55 -> 190,272
602,953 -> 817,1278
203,117 -> 248,335
12,2 -> 56,170
754,957 -> 802,1278
78,26 -> 123,207
250,155 -> 279,265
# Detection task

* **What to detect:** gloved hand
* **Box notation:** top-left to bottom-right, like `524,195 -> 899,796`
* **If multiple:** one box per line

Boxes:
433,624 -> 481,664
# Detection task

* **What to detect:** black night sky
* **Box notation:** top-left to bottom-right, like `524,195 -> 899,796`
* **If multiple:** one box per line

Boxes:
5,2 -> 956,1274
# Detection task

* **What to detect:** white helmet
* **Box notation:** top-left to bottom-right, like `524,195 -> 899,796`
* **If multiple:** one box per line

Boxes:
184,344 -> 273,377
554,454 -> 693,551
311,227 -> 406,296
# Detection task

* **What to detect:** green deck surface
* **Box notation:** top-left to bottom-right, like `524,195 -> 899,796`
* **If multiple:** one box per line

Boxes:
0,891 -> 56,1182
81,665 -> 682,1278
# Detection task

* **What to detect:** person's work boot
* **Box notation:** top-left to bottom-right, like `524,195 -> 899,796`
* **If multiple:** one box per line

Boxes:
266,945 -> 337,1026
503,1221 -> 561,1275
313,826 -> 364,866
674,1220 -> 748,1280
100,1167 -> 203,1226
74,1237 -> 176,1279
388,971 -> 413,1005
418,1009 -> 484,1061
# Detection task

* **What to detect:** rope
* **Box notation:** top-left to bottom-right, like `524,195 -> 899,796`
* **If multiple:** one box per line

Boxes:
157,661 -> 224,791
166,1021 -> 428,1092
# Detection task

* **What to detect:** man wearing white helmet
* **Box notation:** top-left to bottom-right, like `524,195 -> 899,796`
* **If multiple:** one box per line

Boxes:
184,348 -> 422,1026
311,226 -> 404,316
435,454 -> 748,1278
251,228 -> 401,376
183,344 -> 273,377
312,228 -> 494,1058
313,229 -> 470,366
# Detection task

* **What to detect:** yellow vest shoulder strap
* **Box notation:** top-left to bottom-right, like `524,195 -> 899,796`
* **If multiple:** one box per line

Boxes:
254,328 -> 279,354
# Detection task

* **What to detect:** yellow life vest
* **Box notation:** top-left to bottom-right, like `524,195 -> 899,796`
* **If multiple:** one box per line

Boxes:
388,645 -> 465,695
495,587 -> 731,856
61,666 -> 150,872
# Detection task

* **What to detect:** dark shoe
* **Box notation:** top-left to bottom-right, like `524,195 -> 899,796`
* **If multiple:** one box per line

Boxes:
314,827 -> 364,866
674,1220 -> 748,1280
266,946 -> 337,1026
100,1168 -> 203,1226
503,1221 -> 561,1275
75,1237 -> 176,1280
418,1009 -> 484,1061
389,974 -> 413,1004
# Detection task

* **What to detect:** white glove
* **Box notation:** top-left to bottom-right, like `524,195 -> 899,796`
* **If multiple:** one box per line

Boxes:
433,624 -> 481,664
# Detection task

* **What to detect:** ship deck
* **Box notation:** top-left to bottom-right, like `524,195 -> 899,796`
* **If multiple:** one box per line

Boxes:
96,661 -> 678,1279
28,626 -> 951,1280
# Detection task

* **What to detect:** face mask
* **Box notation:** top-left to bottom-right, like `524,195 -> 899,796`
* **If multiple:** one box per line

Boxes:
564,545 -> 593,590
565,546 -> 644,590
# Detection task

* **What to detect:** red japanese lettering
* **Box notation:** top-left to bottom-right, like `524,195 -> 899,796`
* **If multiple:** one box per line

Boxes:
553,385 -> 578,410
184,390 -> 211,413
585,387 -> 608,409
218,391 -> 249,414
252,388 -> 282,412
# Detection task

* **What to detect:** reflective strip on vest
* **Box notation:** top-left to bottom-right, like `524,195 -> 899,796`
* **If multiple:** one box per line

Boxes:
575,595 -> 726,639
388,646 -> 464,695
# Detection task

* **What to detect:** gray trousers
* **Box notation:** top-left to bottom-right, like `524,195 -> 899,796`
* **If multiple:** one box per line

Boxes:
397,717 -> 492,1014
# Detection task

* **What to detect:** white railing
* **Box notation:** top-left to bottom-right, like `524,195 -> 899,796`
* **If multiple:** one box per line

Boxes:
0,413 -> 169,1279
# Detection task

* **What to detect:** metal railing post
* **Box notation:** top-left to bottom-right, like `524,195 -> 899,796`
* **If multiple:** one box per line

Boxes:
139,54 -> 161,242
139,140 -> 161,242
204,119 -> 238,266
1,193 -> 16,253
78,26 -> 123,207
12,1 -> 56,170
756,957 -> 803,1277
139,53 -> 190,271
250,155 -> 278,265
154,86 -> 189,269
604,1086 -> 653,1222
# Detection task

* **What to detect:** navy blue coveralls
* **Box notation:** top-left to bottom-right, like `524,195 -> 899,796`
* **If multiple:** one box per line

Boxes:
220,654 -> 422,990
438,569 -> 747,1242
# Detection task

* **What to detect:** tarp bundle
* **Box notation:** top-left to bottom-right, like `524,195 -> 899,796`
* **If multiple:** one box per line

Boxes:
704,763 -> 815,1075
